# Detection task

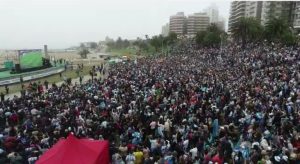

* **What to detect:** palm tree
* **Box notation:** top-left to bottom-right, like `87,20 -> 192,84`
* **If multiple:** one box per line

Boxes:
150,36 -> 161,52
195,31 -> 206,45
264,17 -> 289,42
167,32 -> 178,45
79,49 -> 89,59
232,18 -> 248,47
232,17 -> 263,47
207,23 -> 222,34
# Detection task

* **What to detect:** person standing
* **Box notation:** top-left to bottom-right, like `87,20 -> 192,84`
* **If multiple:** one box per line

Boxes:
20,76 -> 23,84
126,150 -> 136,164
20,88 -> 26,98
21,84 -> 25,90
0,92 -> 4,102
44,80 -> 49,90
4,85 -> 9,94
90,70 -> 94,80
38,81 -> 44,94
133,147 -> 144,164
32,82 -> 38,93
67,78 -> 72,85
102,68 -> 106,75
79,76 -> 83,85
76,69 -> 80,77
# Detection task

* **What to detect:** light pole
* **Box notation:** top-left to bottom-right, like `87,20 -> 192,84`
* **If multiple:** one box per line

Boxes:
219,34 -> 223,54
219,34 -> 224,62
161,40 -> 163,56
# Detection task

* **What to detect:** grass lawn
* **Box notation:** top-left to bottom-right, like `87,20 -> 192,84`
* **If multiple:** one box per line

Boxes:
107,46 -> 161,57
108,48 -> 138,57
141,45 -> 171,56
0,66 -> 92,94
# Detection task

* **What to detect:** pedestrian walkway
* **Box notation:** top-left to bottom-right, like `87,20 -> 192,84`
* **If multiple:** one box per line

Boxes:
4,66 -> 108,100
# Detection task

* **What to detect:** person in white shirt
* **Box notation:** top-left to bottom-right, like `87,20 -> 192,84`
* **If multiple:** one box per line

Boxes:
112,153 -> 125,164
190,147 -> 198,160
125,151 -> 136,164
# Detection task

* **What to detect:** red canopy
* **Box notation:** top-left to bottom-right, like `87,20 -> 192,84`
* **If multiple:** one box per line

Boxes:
36,134 -> 109,164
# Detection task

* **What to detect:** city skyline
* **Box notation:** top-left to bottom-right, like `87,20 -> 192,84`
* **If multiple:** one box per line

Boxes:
0,0 -> 230,49
228,1 -> 300,33
165,4 -> 225,37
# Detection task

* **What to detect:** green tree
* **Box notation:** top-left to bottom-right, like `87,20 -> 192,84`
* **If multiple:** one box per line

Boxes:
123,39 -> 130,48
264,17 -> 290,42
79,49 -> 89,59
139,42 -> 149,51
208,23 -> 222,34
150,35 -> 163,52
133,38 -> 140,47
116,37 -> 123,49
89,42 -> 97,49
203,32 -> 221,47
106,41 -> 115,50
280,31 -> 298,46
195,31 -> 206,45
133,38 -> 149,51
232,17 -> 263,47
167,32 -> 178,44
195,24 -> 223,47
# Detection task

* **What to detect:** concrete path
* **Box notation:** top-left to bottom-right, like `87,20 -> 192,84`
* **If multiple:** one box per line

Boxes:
4,64 -> 108,100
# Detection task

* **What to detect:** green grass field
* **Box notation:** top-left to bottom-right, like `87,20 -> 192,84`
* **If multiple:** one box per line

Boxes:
108,48 -> 138,57
0,66 -> 92,94
107,46 -> 167,57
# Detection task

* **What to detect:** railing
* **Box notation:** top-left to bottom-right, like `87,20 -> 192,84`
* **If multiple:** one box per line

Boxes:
0,66 -> 65,86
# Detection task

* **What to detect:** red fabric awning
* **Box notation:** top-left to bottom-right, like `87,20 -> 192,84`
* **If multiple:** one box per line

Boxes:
36,134 -> 109,164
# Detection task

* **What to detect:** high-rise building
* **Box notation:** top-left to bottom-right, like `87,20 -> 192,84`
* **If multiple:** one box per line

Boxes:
229,1 -> 297,33
161,23 -> 170,37
187,13 -> 210,37
167,8 -> 225,37
228,1 -> 247,33
292,2 -> 300,31
216,17 -> 226,31
245,1 -> 263,19
261,1 -> 293,26
228,1 -> 264,33
206,4 -> 219,23
169,12 -> 186,35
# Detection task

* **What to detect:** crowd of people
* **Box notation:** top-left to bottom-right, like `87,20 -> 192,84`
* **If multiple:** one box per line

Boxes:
0,42 -> 299,164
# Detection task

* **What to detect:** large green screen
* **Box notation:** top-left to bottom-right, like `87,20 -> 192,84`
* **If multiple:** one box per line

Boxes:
20,51 -> 43,68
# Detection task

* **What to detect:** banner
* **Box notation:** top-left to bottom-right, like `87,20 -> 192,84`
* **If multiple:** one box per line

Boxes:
18,49 -> 43,69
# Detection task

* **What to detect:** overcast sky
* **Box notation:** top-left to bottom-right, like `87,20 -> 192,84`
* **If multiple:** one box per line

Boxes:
0,0 -> 231,49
